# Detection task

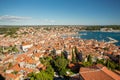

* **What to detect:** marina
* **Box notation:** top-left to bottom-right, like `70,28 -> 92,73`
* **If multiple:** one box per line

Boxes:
78,31 -> 120,46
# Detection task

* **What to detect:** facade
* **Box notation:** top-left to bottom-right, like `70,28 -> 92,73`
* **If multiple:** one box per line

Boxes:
21,43 -> 33,52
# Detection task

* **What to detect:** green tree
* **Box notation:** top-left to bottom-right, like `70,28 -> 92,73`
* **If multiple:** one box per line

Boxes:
12,45 -> 19,53
50,48 -> 56,56
54,56 -> 68,76
87,55 -> 92,64
74,46 -> 79,62
46,65 -> 54,78
82,61 -> 92,67
28,66 -> 54,80
30,77 -> 34,80
96,59 -> 105,65
106,59 -> 110,69
72,48 -> 76,63
74,46 -> 78,55
28,56 -> 54,80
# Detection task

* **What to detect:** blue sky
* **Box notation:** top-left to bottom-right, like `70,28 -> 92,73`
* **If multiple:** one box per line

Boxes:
0,0 -> 120,25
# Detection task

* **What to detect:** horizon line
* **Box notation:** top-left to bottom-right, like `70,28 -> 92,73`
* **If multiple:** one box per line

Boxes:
0,24 -> 120,26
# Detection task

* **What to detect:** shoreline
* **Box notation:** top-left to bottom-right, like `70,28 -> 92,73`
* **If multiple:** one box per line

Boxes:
61,30 -> 120,46
79,30 -> 120,32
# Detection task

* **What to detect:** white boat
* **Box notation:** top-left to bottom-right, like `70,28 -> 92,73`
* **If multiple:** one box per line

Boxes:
107,37 -> 118,43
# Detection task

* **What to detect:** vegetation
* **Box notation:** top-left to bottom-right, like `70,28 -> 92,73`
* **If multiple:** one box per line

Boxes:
82,54 -> 120,71
71,48 -> 76,63
50,48 -> 56,56
74,46 -> 79,62
27,46 -> 119,79
83,25 -> 120,30
96,58 -> 120,70
28,67 -> 54,80
28,57 -> 54,80
96,59 -> 105,65
87,55 -> 92,64
12,71 -> 18,75
105,59 -> 120,70
82,54 -> 93,67
39,56 -> 52,66
82,61 -> 92,67
28,51 -> 73,79
0,45 -> 19,54
71,47 -> 83,63
53,56 -> 69,76
0,27 -> 19,37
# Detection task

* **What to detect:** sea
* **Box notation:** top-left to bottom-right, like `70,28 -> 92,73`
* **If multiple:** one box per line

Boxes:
75,31 -> 120,46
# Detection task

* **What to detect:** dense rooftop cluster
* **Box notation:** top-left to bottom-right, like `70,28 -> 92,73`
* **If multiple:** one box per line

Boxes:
0,26 -> 119,80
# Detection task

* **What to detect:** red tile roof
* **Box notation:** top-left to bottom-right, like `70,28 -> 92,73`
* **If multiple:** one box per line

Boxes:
102,67 -> 120,80
5,73 -> 21,80
10,64 -> 21,71
79,64 -> 120,80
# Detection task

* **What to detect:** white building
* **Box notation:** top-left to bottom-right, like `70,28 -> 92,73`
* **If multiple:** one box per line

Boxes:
21,43 -> 33,52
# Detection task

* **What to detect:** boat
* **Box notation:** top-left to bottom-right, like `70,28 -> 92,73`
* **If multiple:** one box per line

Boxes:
107,37 -> 118,43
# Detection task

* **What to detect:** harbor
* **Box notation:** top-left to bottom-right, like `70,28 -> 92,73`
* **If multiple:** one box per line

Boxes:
79,31 -> 120,46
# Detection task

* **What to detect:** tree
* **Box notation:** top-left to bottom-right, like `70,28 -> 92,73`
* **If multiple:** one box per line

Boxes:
59,68 -> 67,76
12,45 -> 19,53
77,51 -> 83,62
74,46 -> 78,55
54,56 -> 68,76
106,59 -> 110,69
46,65 -> 54,78
28,55 -> 54,80
74,46 -> 79,62
87,54 -> 92,64
62,50 -> 68,59
96,59 -> 105,65
72,48 -> 76,63
51,48 -> 56,56
109,61 -> 116,70
30,77 -> 34,80
82,61 -> 92,67
105,60 -> 116,70
39,56 -> 52,66
28,65 -> 54,80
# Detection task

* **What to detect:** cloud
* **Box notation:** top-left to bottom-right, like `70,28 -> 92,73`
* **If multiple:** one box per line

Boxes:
0,15 -> 32,22
0,15 -> 56,25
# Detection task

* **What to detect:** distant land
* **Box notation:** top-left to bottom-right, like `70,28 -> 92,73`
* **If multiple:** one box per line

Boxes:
0,25 -> 120,31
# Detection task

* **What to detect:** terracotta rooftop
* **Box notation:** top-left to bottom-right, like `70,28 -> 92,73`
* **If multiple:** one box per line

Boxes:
79,64 -> 120,80
22,42 -> 32,46
10,64 -> 21,71
102,67 -> 120,80
5,73 -> 21,80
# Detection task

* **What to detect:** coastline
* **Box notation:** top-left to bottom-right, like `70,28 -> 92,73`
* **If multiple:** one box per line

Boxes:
76,31 -> 120,46
79,30 -> 120,32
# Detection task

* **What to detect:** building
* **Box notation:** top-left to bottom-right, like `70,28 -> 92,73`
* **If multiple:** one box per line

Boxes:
79,64 -> 120,80
21,42 -> 33,52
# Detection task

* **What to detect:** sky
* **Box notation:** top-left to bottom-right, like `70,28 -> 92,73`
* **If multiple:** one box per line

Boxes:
0,0 -> 120,25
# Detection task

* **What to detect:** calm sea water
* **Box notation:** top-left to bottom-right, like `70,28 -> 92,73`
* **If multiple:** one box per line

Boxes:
78,31 -> 120,46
